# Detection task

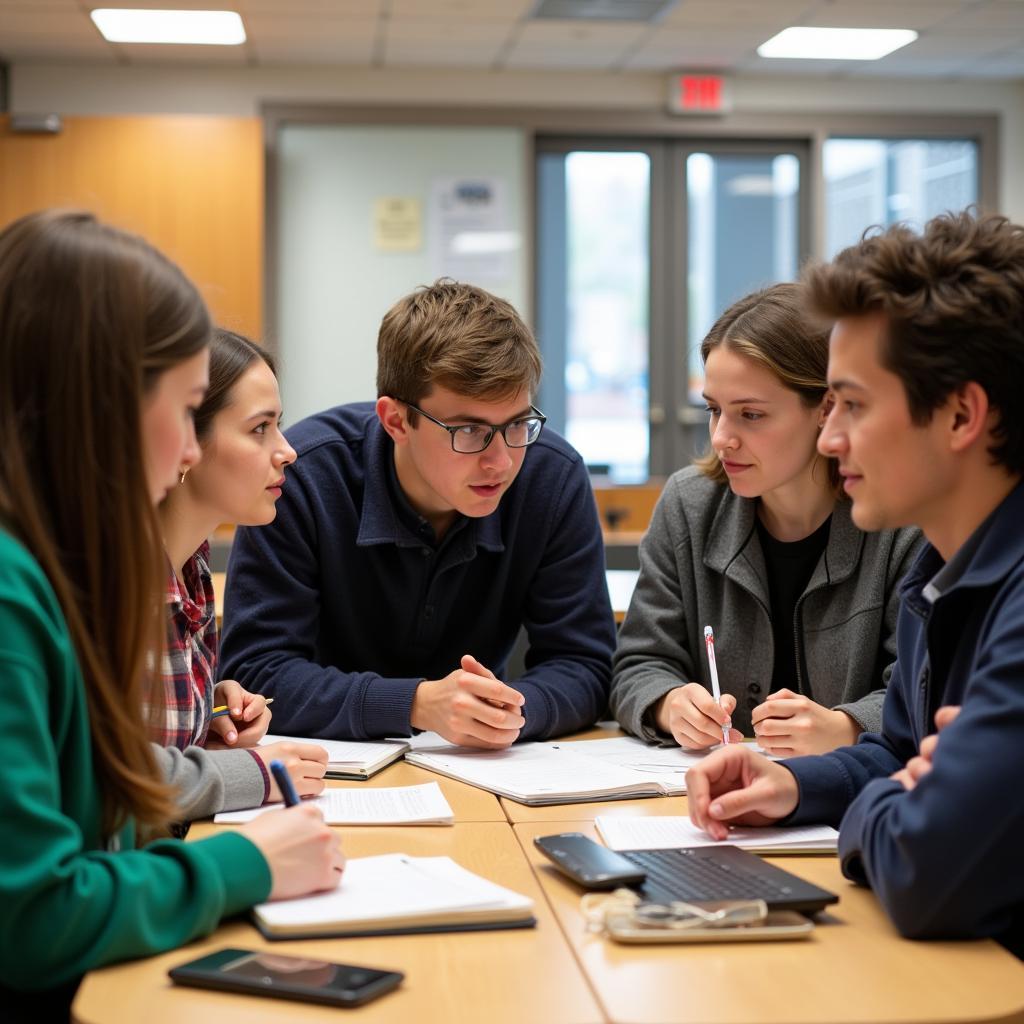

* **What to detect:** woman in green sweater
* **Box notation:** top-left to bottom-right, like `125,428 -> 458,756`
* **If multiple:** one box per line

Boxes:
0,210 -> 345,1018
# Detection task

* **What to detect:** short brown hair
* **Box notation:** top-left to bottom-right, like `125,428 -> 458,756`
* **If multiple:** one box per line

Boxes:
802,210 -> 1024,475
376,279 -> 541,421
693,283 -> 840,490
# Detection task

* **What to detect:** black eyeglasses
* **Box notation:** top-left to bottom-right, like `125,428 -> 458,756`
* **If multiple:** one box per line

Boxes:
402,401 -> 547,454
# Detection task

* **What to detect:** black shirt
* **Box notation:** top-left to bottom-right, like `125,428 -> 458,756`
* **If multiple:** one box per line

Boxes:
755,513 -> 832,695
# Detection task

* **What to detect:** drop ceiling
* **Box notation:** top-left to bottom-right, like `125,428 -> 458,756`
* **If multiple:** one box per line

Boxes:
0,0 -> 1022,79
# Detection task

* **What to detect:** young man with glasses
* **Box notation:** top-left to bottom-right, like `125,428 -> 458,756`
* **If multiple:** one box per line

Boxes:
220,280 -> 615,747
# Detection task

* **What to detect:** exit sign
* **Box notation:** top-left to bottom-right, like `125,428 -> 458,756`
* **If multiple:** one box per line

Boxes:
668,74 -> 731,115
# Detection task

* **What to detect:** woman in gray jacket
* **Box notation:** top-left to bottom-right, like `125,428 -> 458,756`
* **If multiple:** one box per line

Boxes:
610,283 -> 922,756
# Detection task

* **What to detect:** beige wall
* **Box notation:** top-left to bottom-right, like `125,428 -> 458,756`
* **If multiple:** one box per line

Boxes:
10,62 -> 1024,220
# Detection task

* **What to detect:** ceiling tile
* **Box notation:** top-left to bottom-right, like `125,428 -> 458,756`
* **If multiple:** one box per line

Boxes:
0,7 -> 96,32
957,48 -> 1024,75
659,1 -> 812,29
242,11 -> 377,42
389,0 -> 535,14
383,41 -> 505,66
888,31 -> 1018,58
246,14 -> 377,62
85,0 -> 245,9
0,36 -> 114,59
800,2 -> 966,30
623,47 -> 748,69
237,0 -> 377,12
0,8 -> 112,58
926,1 -> 1024,31
0,0 -> 79,9
736,54 -> 859,74
115,42 -> 251,64
511,18 -> 649,46
384,14 -> 519,40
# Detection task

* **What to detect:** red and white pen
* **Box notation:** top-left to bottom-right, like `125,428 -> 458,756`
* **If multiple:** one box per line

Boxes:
703,625 -> 731,746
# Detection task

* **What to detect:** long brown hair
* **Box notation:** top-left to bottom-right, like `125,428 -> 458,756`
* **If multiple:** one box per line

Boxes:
693,283 -> 841,491
0,210 -> 211,836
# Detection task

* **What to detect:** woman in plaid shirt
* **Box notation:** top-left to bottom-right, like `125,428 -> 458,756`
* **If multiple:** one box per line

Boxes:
155,329 -> 327,814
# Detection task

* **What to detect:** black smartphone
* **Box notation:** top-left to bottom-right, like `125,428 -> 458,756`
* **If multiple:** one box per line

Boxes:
534,831 -> 647,889
169,947 -> 404,1007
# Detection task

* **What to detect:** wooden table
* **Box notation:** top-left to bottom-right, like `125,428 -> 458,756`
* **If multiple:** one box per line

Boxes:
73,823 -> 602,1024
73,731 -> 1024,1024
514,818 -> 1024,1024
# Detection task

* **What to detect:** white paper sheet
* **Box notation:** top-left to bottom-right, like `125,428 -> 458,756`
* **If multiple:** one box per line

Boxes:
595,815 -> 839,852
214,782 -> 453,825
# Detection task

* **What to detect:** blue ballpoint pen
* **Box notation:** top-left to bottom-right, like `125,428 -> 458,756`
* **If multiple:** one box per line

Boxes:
269,758 -> 301,807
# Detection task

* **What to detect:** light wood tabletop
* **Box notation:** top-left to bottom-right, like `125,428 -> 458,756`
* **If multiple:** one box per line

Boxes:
73,823 -> 603,1024
514,819 -> 1024,1024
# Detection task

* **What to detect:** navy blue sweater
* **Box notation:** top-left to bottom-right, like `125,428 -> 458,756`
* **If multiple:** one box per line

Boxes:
786,480 -> 1024,957
219,403 -> 615,741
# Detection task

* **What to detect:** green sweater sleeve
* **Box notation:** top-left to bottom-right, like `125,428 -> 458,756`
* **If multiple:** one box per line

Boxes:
0,541 -> 272,991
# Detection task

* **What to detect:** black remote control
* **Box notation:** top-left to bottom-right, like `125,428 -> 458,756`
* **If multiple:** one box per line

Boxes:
534,832 -> 647,890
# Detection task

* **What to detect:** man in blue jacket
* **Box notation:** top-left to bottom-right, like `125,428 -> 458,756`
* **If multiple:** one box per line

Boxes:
220,280 -> 615,747
686,211 -> 1024,957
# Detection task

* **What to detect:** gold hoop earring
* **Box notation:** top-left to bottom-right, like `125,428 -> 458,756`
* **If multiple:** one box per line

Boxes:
179,468 -> 189,485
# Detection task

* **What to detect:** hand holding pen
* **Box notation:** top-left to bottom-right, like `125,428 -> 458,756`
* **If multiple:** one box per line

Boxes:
239,763 -> 346,897
653,626 -> 741,749
206,682 -> 273,749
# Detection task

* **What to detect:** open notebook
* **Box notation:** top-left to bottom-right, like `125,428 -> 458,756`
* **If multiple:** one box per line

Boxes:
261,734 -> 410,780
252,854 -> 535,939
405,735 -> 783,805
404,738 -> 704,805
595,815 -> 839,854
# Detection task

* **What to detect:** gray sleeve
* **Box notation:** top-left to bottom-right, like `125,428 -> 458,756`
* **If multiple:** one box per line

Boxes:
833,526 -> 925,735
834,688 -> 886,734
609,482 -> 698,744
152,744 -> 268,820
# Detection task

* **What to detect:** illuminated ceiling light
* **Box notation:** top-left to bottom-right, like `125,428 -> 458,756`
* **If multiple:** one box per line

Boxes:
90,9 -> 246,45
757,27 -> 918,61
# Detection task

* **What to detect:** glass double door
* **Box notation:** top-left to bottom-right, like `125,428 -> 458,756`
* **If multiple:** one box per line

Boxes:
536,138 -> 810,482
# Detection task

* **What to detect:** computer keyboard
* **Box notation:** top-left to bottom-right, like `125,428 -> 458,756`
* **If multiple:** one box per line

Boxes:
619,846 -> 835,913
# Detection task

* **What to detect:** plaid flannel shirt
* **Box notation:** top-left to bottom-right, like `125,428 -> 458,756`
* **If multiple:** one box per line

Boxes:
156,541 -> 217,750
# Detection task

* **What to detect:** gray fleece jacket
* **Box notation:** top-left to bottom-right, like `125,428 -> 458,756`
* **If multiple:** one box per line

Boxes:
153,744 -> 267,820
610,466 -> 923,742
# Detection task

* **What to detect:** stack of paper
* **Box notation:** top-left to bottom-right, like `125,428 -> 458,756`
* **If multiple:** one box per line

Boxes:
252,854 -> 535,938
595,815 -> 839,854
262,733 -> 410,780
213,782 -> 453,825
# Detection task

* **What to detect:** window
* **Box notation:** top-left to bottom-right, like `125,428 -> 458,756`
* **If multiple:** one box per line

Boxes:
824,138 -> 978,257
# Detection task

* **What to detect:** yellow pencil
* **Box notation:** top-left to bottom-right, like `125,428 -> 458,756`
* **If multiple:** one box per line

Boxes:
210,697 -> 274,719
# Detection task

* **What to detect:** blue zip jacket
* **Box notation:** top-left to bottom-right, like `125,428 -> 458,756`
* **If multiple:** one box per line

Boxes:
219,403 -> 615,741
786,480 -> 1024,957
